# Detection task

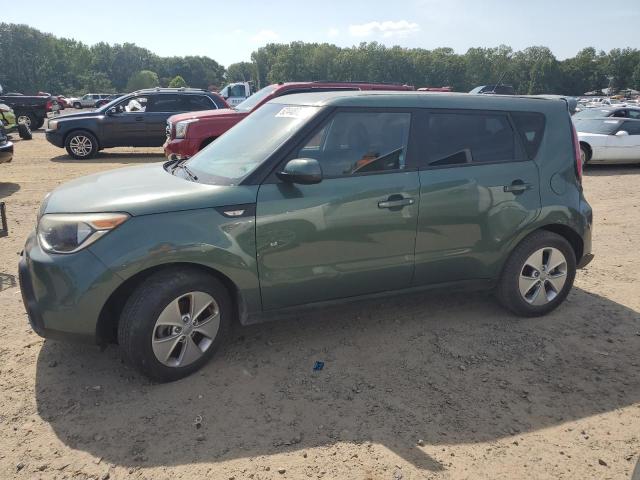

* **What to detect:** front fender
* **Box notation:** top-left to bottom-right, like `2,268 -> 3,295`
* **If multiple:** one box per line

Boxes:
88,207 -> 261,314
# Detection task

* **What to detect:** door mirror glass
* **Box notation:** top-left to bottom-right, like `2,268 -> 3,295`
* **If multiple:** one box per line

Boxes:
107,107 -> 117,115
615,130 -> 629,136
276,158 -> 323,185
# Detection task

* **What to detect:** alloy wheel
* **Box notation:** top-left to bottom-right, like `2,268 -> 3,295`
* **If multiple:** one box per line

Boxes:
69,135 -> 93,157
518,247 -> 568,306
151,291 -> 220,368
17,115 -> 31,127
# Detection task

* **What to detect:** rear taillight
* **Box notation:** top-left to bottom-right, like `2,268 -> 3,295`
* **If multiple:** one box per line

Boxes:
45,100 -> 53,112
571,121 -> 582,183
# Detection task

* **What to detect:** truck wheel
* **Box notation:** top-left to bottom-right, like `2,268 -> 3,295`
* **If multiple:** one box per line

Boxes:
73,102 -> 81,109
17,123 -> 32,140
496,231 -> 576,317
65,131 -> 98,159
17,113 -> 35,129
118,268 -> 231,382
33,118 -> 45,130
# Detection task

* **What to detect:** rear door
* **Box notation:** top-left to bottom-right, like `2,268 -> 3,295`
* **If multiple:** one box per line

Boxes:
413,109 -> 542,285
256,108 -> 420,310
144,94 -> 186,146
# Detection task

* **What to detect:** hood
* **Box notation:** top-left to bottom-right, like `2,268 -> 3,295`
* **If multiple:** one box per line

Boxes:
55,110 -> 104,121
168,108 -> 246,124
43,163 -> 258,216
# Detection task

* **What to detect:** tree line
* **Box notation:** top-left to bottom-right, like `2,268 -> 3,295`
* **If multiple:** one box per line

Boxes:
1,22 -> 639,97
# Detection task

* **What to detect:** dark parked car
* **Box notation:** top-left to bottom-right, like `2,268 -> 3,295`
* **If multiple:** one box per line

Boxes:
470,84 -> 516,95
45,88 -> 229,159
0,92 -> 59,129
21,91 -> 593,381
95,93 -> 126,108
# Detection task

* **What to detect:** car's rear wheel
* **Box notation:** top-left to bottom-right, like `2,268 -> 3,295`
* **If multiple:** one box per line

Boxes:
580,144 -> 591,167
118,268 -> 231,382
65,131 -> 98,159
17,113 -> 35,129
73,102 -> 81,109
497,231 -> 576,317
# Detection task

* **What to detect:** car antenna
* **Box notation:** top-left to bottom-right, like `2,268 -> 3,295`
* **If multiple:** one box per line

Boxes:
492,70 -> 508,94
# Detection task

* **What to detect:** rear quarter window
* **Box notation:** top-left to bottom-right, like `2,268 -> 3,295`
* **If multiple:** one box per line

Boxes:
510,112 -> 546,159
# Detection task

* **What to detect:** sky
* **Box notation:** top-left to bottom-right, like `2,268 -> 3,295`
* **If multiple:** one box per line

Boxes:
4,0 -> 640,66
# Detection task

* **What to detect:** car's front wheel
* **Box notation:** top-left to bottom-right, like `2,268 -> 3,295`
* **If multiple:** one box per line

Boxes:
118,268 -> 231,382
497,231 -> 576,317
73,102 -> 81,109
65,131 -> 98,159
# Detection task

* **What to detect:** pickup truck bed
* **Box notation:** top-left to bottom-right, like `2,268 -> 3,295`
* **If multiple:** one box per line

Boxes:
0,94 -> 58,130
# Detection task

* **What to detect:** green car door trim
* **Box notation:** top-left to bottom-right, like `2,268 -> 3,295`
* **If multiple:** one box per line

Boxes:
21,93 -> 591,345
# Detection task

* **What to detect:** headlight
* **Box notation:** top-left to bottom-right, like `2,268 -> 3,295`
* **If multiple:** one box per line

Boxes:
174,119 -> 198,139
37,213 -> 129,254
48,119 -> 59,130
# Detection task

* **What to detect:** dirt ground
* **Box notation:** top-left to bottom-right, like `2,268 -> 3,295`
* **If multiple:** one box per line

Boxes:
0,128 -> 638,480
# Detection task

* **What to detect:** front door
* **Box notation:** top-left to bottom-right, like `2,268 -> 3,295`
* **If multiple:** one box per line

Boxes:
101,95 -> 149,147
413,109 -> 542,285
606,120 -> 640,161
256,109 -> 420,310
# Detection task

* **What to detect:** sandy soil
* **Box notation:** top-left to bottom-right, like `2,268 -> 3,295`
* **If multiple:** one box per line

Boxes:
0,130 -> 638,480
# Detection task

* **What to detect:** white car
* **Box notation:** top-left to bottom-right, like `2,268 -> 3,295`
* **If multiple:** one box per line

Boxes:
576,118 -> 640,165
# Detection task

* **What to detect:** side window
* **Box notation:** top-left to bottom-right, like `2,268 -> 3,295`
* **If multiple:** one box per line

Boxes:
147,95 -> 184,112
295,111 -> 411,178
183,95 -> 215,111
510,112 -> 546,159
611,109 -> 627,118
116,95 -> 148,113
627,110 -> 640,120
424,111 -> 516,167
622,121 -> 640,135
210,95 -> 227,109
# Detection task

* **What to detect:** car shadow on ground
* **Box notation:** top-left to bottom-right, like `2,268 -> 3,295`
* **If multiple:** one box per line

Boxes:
0,182 -> 20,199
584,164 -> 640,176
50,152 -> 165,164
34,287 -> 639,472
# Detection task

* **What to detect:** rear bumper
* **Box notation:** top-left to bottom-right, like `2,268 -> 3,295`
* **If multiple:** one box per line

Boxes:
0,140 -> 13,163
163,137 -> 200,159
45,130 -> 65,148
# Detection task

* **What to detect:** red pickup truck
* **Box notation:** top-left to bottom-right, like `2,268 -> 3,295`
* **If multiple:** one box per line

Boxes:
164,81 -> 414,159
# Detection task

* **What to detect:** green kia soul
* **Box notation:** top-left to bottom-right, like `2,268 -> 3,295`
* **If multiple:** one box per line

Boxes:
19,91 -> 593,381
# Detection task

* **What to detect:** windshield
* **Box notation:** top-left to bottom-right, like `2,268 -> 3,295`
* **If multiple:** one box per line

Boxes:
574,118 -> 622,135
574,108 -> 614,119
234,85 -> 277,112
185,103 -> 320,185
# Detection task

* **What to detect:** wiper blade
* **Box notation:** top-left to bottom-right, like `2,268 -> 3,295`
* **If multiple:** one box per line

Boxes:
173,162 -> 198,181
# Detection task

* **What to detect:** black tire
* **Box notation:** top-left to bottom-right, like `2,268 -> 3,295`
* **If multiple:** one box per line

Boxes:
65,130 -> 98,159
73,102 -> 81,109
118,268 -> 231,382
496,231 -> 576,317
33,118 -> 45,130
17,123 -> 32,140
580,144 -> 591,167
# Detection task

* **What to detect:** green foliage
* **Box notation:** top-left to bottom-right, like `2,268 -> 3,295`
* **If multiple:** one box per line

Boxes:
1,22 -> 639,96
126,70 -> 159,91
168,75 -> 187,88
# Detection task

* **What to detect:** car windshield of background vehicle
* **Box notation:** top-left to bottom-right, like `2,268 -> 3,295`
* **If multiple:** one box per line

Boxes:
574,118 -> 623,135
234,85 -> 278,112
573,108 -> 615,119
185,103 -> 320,185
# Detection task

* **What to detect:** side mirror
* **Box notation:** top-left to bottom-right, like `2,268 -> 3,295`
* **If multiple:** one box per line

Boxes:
276,158 -> 322,185
107,107 -> 117,115
615,130 -> 629,136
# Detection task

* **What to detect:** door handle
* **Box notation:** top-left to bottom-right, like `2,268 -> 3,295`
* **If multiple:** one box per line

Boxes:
503,180 -> 532,194
378,195 -> 415,209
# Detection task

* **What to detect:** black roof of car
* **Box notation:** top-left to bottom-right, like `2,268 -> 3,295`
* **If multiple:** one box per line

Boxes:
132,88 -> 211,95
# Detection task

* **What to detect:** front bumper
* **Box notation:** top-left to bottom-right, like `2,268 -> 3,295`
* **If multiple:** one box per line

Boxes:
19,233 -> 123,344
163,136 -> 200,159
45,129 -> 65,148
0,140 -> 13,163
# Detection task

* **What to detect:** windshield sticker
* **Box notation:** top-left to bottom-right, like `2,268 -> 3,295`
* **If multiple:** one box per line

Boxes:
275,106 -> 317,119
